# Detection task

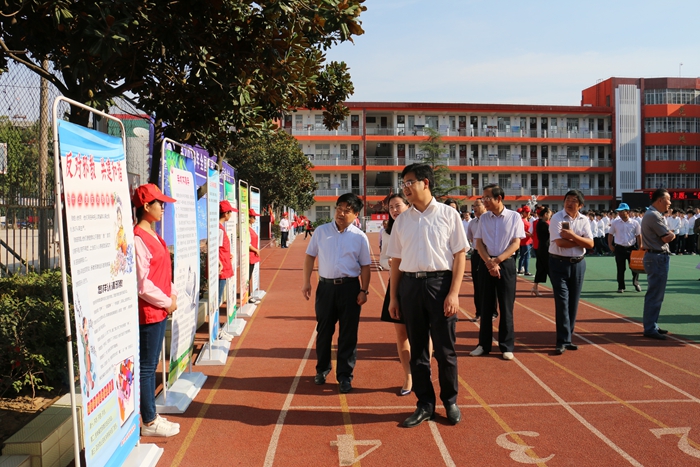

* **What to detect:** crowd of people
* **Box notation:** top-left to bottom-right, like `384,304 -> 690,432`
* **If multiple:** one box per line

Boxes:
299,162 -> 696,430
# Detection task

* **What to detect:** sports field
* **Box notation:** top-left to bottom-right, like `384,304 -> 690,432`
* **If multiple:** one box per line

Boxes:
524,253 -> 700,341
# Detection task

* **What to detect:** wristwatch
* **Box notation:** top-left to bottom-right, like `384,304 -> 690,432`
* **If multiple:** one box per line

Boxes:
360,289 -> 369,295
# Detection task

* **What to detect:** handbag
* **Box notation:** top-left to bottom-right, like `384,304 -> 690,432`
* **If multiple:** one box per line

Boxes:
630,249 -> 646,274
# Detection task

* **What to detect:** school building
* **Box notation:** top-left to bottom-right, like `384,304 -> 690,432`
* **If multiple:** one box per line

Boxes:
283,77 -> 700,220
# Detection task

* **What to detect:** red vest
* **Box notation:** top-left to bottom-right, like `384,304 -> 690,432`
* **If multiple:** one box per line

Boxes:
532,219 -> 540,250
134,225 -> 172,325
249,227 -> 260,265
219,223 -> 233,279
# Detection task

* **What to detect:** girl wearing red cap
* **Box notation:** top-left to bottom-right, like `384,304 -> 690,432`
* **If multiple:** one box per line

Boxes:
219,201 -> 238,306
249,209 -> 261,303
132,184 -> 180,437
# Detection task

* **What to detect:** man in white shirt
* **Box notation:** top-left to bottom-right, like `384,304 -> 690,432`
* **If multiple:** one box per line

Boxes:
548,190 -> 594,354
387,163 -> 468,428
279,212 -> 291,248
470,184 -> 525,361
608,203 -> 642,293
466,199 -> 493,322
302,193 -> 371,394
666,210 -> 681,254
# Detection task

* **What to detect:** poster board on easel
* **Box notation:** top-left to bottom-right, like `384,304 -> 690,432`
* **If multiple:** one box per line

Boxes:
223,169 -> 245,336
249,186 -> 266,302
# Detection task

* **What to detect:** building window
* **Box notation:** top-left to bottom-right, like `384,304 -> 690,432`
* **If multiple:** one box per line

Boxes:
315,144 -> 331,159
316,173 -> 331,189
425,115 -> 439,130
315,114 -> 324,129
408,144 -> 416,159
497,117 -> 511,132
567,118 -> 579,132
497,145 -> 511,159
449,144 -> 456,159
315,205 -> 331,220
498,174 -> 512,189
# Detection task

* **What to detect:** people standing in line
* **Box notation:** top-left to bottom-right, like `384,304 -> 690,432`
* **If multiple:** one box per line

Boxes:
587,211 -> 600,256
248,208 -> 261,304
608,203 -> 642,293
596,212 -> 609,255
641,189 -> 675,340
677,211 -> 689,254
219,201 -> 238,307
685,210 -> 696,254
548,190 -> 594,355
279,212 -> 290,248
379,193 -> 415,396
467,198 -> 495,322
517,206 -> 533,276
387,163 -> 468,428
666,209 -> 681,254
132,184 -> 180,437
532,207 -> 552,297
302,193 -> 371,394
470,184 -> 524,361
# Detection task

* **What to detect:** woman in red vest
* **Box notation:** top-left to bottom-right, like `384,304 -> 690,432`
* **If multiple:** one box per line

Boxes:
219,201 -> 238,305
132,184 -> 179,438
248,208 -> 261,304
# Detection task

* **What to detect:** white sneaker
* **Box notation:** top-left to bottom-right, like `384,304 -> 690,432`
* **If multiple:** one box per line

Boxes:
470,346 -> 485,356
141,415 -> 180,437
502,352 -> 514,361
218,330 -> 233,342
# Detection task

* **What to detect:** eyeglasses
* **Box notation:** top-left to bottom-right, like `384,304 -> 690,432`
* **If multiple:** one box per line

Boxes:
399,179 -> 422,189
335,206 -> 355,215
481,196 -> 493,202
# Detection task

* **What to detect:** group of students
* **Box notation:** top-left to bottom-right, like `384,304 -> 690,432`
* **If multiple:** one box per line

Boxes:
132,183 -> 263,438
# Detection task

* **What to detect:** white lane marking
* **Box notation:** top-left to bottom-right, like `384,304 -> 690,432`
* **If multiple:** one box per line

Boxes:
290,399 -> 695,411
428,421 -> 457,467
263,330 -> 317,467
514,358 -> 644,467
331,434 -> 382,466
522,305 -> 700,403
651,427 -> 700,459
496,432 -> 555,464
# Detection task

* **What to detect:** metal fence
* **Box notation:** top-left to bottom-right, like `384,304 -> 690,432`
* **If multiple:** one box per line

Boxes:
0,62 -> 150,275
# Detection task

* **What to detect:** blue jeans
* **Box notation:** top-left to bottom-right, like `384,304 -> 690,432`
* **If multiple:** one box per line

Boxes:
139,318 -> 167,424
219,278 -> 227,305
549,257 -> 586,347
643,252 -> 670,334
518,245 -> 531,273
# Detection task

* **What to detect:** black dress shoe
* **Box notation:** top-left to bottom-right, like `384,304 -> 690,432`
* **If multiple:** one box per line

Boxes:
445,404 -> 461,425
314,371 -> 329,385
643,332 -> 667,340
555,346 -> 566,355
566,344 -> 578,350
657,328 -> 669,334
339,380 -> 352,394
403,407 -> 435,428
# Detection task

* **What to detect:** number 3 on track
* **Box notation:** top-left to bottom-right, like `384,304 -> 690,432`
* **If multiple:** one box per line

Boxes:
496,431 -> 554,464
650,427 -> 700,459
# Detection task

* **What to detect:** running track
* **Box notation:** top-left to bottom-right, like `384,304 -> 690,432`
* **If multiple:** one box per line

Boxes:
146,233 -> 700,467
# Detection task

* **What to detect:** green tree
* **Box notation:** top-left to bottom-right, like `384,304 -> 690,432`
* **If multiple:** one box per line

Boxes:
226,130 -> 316,212
418,127 -> 454,199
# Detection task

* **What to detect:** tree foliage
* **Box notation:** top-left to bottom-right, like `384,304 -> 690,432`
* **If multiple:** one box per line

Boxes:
226,130 -> 316,212
418,127 -> 453,199
0,0 -> 365,172
0,118 -> 50,201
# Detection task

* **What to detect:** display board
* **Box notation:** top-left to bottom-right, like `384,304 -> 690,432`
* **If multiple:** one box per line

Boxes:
238,180 -> 250,307
207,166 -> 220,343
249,187 -> 261,294
224,179 -> 238,323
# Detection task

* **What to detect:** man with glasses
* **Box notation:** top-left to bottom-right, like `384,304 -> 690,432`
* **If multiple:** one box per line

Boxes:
302,193 -> 371,394
470,184 -> 524,361
387,163 -> 468,428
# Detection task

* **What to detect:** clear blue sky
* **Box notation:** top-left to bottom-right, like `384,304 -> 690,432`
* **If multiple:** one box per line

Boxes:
326,0 -> 700,105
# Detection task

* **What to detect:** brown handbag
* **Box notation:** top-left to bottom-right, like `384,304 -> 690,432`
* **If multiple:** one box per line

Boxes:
630,250 -> 647,274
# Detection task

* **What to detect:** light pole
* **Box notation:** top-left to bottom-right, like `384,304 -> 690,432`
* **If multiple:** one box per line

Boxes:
679,62 -> 683,77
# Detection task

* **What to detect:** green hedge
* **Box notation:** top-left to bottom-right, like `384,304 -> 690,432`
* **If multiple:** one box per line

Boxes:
0,271 -> 75,397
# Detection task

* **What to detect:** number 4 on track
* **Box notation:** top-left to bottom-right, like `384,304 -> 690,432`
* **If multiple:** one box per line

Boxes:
650,427 -> 700,459
331,434 -> 382,466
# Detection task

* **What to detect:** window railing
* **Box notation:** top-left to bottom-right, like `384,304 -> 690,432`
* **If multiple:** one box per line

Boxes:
306,154 -> 361,166
314,188 -> 360,196
543,158 -> 612,167
366,187 -> 394,196
285,126 -> 362,136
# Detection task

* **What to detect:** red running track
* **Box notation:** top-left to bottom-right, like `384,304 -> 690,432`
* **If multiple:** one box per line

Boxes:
145,233 -> 700,467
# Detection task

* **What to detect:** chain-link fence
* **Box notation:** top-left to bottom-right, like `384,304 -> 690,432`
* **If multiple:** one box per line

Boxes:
0,62 -> 151,275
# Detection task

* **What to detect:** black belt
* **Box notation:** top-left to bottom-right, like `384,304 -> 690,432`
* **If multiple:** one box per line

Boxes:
646,250 -> 669,255
318,276 -> 359,285
550,254 -> 584,264
616,244 -> 636,249
403,270 -> 451,279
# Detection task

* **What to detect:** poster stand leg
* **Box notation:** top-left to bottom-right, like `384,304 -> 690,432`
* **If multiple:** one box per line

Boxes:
155,371 -> 207,414
225,318 -> 246,337
237,303 -> 257,318
251,290 -> 266,300
195,339 -> 230,366
121,443 -> 163,467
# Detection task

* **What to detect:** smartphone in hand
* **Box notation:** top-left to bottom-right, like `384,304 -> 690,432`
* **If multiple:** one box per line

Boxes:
561,221 -> 570,230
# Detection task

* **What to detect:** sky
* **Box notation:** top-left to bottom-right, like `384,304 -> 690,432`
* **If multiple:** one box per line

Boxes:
325,0 -> 700,106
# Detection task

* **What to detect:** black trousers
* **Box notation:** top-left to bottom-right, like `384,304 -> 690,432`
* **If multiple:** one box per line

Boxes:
688,234 -> 696,254
399,274 -> 458,412
534,248 -> 549,284
478,257 -> 516,353
614,244 -> 639,290
281,231 -> 289,247
315,279 -> 361,382
470,254 -> 484,318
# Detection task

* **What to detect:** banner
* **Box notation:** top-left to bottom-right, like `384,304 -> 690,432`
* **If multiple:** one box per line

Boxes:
250,187 -> 261,294
224,180 -> 238,324
58,120 -> 139,467
163,149 -> 200,385
238,180 -> 250,307
207,167 -> 220,342
192,147 -> 214,241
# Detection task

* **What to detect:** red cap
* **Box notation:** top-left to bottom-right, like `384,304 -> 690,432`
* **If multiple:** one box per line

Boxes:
248,208 -> 260,217
282,212 -> 288,217
220,201 -> 238,213
132,183 -> 176,208
516,207 -> 523,213
522,205 -> 531,213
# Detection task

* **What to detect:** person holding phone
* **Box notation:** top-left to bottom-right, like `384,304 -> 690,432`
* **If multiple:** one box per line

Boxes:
548,190 -> 594,355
